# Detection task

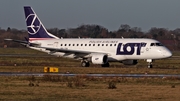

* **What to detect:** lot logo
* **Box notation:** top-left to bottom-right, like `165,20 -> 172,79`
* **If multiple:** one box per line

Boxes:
116,43 -> 146,55
26,14 -> 41,35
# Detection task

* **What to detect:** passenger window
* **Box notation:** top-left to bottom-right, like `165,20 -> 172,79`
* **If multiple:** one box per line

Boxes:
114,44 -> 116,46
106,44 -> 108,46
89,44 -> 91,46
81,44 -> 83,46
102,44 -> 104,46
69,44 -> 71,46
61,44 -> 63,46
93,44 -> 95,46
77,44 -> 79,46
98,44 -> 100,46
110,44 -> 112,46
65,44 -> 67,46
73,44 -> 75,46
85,44 -> 87,46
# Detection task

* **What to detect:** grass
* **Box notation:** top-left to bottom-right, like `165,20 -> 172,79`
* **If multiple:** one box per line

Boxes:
1,48 -> 180,74
0,76 -> 180,101
0,48 -> 180,100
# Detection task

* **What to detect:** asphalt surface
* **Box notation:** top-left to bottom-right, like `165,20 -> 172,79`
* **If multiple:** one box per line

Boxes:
0,72 -> 180,78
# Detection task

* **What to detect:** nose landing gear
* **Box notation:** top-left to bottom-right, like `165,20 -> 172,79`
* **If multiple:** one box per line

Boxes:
147,59 -> 153,68
148,62 -> 153,68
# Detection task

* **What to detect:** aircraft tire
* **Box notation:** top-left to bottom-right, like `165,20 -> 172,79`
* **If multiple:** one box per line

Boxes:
81,61 -> 90,67
148,64 -> 152,68
101,62 -> 110,67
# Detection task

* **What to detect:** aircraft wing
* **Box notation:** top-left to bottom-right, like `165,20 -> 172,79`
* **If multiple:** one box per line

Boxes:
40,47 -> 108,58
4,39 -> 40,47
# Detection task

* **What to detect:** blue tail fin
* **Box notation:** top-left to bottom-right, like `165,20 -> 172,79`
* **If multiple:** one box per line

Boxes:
24,6 -> 59,41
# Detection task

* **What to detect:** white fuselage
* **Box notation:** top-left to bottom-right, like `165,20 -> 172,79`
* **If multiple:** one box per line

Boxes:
29,38 -> 172,62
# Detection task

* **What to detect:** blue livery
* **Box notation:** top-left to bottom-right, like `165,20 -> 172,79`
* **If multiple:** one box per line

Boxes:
24,6 -> 57,39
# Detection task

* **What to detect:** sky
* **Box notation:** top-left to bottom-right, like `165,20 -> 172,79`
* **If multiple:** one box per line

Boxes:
1,0 -> 180,32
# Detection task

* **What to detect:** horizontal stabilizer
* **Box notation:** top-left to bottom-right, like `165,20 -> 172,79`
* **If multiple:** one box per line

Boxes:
4,39 -> 40,47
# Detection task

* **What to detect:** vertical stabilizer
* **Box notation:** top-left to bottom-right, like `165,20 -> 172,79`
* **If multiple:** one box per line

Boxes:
24,6 -> 59,41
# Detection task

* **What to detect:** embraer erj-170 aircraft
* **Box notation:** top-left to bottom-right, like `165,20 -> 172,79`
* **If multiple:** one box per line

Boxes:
5,6 -> 172,68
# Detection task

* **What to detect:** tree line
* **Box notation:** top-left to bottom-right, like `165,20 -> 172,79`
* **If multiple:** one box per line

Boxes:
1,24 -> 180,50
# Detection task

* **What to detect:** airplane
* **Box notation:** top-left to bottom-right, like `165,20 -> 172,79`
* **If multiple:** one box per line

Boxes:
5,6 -> 172,68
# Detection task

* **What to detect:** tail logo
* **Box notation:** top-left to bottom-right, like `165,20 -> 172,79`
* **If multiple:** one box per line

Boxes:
26,14 -> 41,35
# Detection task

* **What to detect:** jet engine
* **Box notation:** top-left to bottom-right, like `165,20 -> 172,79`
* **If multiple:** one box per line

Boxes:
91,54 -> 108,64
122,60 -> 138,65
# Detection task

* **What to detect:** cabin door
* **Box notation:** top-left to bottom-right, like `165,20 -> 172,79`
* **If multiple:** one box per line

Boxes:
54,42 -> 59,48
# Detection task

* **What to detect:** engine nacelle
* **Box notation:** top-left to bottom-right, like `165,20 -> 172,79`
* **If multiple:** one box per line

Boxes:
91,54 -> 108,64
122,60 -> 138,65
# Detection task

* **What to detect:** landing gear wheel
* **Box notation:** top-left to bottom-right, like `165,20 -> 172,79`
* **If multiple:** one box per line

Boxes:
81,61 -> 90,67
148,63 -> 153,68
147,59 -> 153,68
101,62 -> 110,67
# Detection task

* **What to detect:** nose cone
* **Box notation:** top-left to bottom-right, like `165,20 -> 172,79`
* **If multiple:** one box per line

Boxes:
164,50 -> 172,58
166,51 -> 172,57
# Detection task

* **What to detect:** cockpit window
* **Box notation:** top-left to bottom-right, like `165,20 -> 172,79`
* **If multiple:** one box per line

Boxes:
150,43 -> 163,46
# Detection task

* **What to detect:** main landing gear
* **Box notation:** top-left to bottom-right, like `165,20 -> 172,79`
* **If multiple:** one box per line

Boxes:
147,59 -> 153,68
101,62 -> 110,67
81,59 -> 110,67
81,60 -> 90,67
